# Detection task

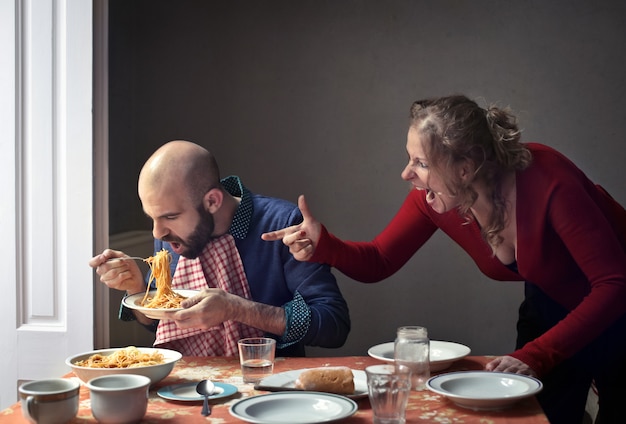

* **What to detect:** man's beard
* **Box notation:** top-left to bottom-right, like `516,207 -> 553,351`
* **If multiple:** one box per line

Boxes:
164,206 -> 215,259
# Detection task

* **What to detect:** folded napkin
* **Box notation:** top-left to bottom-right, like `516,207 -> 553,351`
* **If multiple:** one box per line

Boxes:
154,234 -> 263,356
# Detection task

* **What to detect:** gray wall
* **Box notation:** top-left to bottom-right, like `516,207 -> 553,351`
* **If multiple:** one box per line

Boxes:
107,0 -> 626,357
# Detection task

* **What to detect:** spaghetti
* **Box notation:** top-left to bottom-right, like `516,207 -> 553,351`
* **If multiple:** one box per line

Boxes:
74,346 -> 164,368
140,249 -> 187,309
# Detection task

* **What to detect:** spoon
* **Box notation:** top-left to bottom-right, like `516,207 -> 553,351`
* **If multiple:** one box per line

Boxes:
196,380 -> 215,416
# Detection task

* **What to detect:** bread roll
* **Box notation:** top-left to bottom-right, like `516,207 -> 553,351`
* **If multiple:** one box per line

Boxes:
295,366 -> 355,394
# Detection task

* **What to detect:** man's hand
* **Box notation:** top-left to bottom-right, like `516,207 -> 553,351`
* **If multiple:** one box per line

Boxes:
89,248 -> 145,294
172,289 -> 286,336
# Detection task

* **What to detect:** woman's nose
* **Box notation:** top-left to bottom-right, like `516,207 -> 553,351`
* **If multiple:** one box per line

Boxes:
401,164 -> 414,181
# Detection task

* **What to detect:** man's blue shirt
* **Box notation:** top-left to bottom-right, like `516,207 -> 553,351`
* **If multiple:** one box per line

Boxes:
148,176 -> 350,356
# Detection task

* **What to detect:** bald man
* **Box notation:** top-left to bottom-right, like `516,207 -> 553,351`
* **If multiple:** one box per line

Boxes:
90,140 -> 350,357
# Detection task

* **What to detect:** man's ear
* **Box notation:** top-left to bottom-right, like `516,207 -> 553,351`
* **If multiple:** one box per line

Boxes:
203,188 -> 223,214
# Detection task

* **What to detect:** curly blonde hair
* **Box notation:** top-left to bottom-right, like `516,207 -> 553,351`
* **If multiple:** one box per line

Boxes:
409,95 -> 532,251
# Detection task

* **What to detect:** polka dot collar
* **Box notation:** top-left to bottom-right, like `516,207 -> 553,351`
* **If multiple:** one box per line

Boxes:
221,175 -> 253,240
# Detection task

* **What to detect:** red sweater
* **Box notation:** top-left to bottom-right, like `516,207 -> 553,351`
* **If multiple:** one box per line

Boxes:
312,144 -> 626,376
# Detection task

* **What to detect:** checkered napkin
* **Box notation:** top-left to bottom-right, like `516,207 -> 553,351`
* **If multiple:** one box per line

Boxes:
154,234 -> 263,356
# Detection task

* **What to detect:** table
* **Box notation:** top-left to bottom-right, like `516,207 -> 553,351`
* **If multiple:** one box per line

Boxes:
1,355 -> 548,423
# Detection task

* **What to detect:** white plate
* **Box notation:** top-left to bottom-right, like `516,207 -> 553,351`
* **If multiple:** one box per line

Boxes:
229,392 -> 358,424
122,289 -> 200,320
367,340 -> 471,372
157,382 -> 237,402
426,371 -> 543,410
255,368 -> 368,399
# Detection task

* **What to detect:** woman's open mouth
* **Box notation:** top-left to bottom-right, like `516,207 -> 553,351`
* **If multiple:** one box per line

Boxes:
415,185 -> 436,202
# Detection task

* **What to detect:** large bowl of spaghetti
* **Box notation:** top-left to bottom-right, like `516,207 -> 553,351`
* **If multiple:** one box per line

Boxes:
66,346 -> 182,384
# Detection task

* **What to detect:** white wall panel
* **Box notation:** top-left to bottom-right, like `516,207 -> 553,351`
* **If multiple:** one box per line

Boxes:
0,0 -> 94,410
0,0 -> 19,412
21,0 -> 59,322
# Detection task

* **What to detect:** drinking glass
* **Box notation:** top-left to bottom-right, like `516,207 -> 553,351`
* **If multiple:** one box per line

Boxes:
237,337 -> 276,384
366,364 -> 412,424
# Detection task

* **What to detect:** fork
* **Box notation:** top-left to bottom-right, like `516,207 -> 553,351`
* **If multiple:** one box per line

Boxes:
106,256 -> 146,262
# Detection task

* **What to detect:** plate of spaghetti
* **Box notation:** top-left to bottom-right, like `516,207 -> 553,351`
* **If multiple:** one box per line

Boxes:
66,346 -> 182,384
123,289 -> 200,319
122,249 -> 200,319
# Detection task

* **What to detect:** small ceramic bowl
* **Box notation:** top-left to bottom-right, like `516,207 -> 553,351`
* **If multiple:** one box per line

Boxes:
87,374 -> 151,424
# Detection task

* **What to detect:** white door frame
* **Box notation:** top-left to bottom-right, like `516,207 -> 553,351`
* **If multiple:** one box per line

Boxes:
93,0 -> 111,350
0,0 -> 95,409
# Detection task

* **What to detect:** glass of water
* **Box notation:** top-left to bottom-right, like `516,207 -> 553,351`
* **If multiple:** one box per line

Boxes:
366,364 -> 412,424
237,337 -> 276,384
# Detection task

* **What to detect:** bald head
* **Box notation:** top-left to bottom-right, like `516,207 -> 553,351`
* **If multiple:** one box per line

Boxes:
138,140 -> 220,204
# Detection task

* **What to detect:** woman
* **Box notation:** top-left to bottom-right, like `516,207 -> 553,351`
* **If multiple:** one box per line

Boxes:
263,95 -> 626,423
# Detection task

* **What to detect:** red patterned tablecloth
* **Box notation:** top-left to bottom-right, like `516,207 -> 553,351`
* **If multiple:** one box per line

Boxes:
1,355 -> 548,423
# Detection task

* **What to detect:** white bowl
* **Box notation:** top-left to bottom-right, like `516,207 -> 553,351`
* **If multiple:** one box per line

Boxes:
66,347 -> 182,384
426,371 -> 543,410
367,340 -> 471,372
87,374 -> 151,424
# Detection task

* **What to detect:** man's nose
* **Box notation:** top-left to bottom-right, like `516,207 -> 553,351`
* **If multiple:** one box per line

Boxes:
152,221 -> 168,240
